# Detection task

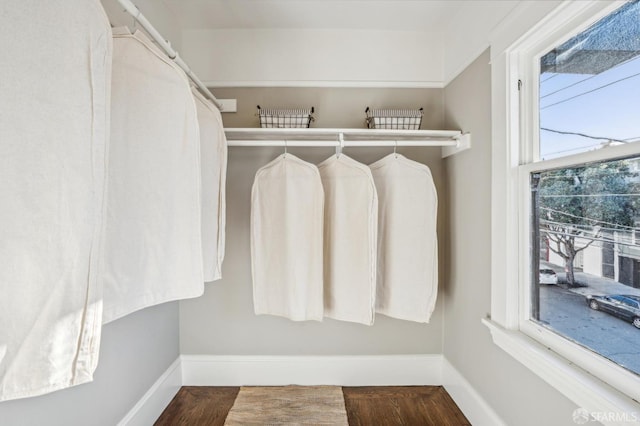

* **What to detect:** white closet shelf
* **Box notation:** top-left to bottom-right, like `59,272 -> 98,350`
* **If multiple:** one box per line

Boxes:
224,128 -> 471,158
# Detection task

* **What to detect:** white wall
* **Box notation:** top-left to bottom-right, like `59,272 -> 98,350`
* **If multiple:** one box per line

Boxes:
181,29 -> 443,87
443,49 -> 580,426
549,249 -> 565,269
177,3 -> 522,88
583,244 -> 603,277
180,87 -> 446,356
210,86 -> 444,129
442,1 -> 519,85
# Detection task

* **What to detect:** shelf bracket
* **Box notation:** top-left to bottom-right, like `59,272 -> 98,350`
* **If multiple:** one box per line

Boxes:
442,132 -> 471,158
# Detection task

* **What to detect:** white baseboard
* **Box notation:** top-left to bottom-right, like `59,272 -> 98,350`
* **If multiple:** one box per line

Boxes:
181,354 -> 443,386
118,357 -> 182,426
442,358 -> 505,426
119,354 -> 503,425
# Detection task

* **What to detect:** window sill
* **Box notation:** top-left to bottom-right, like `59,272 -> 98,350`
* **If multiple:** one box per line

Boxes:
482,319 -> 639,425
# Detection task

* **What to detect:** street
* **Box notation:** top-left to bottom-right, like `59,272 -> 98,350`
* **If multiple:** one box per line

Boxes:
538,285 -> 640,375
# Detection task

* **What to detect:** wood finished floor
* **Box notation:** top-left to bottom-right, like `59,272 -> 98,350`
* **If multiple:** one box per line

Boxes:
155,386 -> 470,426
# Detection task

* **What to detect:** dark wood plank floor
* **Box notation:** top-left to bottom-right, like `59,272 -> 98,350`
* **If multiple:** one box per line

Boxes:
155,386 -> 470,426
343,386 -> 470,426
155,387 -> 239,426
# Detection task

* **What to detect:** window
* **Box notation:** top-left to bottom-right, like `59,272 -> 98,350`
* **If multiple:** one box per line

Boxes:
487,0 -> 640,414
538,1 -> 640,161
528,0 -> 640,379
531,156 -> 640,376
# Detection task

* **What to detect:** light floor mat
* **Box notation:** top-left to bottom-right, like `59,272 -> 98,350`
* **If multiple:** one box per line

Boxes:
224,385 -> 349,426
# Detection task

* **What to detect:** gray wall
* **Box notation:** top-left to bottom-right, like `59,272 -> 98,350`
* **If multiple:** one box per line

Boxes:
443,49 -> 580,425
212,87 -> 443,129
179,87 -> 447,355
0,302 -> 179,426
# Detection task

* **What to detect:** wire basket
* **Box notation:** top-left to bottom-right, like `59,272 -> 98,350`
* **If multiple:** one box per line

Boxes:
257,105 -> 315,128
365,107 -> 424,130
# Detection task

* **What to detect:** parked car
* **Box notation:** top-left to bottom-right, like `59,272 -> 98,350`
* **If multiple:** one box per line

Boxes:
539,268 -> 558,285
586,294 -> 640,329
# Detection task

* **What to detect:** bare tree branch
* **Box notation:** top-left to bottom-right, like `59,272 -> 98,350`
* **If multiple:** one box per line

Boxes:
574,230 -> 601,253
575,237 -> 598,253
542,229 -> 570,260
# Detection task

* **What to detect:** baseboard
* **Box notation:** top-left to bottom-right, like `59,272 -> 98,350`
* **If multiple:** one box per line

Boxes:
442,358 -> 506,426
118,354 -> 503,425
117,357 -> 182,426
181,354 -> 443,386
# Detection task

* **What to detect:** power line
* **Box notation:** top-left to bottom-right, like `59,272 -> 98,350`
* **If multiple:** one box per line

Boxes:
540,193 -> 640,198
539,168 -> 640,181
540,207 -> 638,231
541,141 -> 611,157
540,70 -> 640,110
540,228 -> 640,249
540,131 -> 640,157
540,74 -> 597,99
541,220 -> 634,235
540,211 -> 639,231
540,73 -> 559,83
540,127 -> 629,144
540,54 -> 640,100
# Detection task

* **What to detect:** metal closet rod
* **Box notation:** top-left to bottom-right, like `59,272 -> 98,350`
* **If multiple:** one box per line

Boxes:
224,128 -> 464,147
226,140 -> 460,147
116,0 -> 223,110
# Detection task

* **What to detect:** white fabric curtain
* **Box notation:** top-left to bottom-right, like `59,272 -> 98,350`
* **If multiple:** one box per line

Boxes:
318,154 -> 378,325
0,0 -> 112,401
101,28 -> 204,324
251,152 -> 439,324
370,154 -> 438,323
192,88 -> 227,282
251,154 -> 325,321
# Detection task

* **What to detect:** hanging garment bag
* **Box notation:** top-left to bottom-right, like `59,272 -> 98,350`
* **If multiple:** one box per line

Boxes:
369,154 -> 438,323
0,0 -> 111,400
251,154 -> 324,321
192,88 -> 227,282
318,154 -> 378,325
101,28 -> 203,323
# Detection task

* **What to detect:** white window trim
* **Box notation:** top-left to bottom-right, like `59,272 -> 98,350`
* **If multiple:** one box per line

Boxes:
487,0 -> 640,420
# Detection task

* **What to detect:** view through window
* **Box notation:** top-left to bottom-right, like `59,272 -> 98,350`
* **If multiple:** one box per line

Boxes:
532,1 -> 640,376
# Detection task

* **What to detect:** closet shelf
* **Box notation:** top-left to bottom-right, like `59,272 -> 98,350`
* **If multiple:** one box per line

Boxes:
224,128 -> 471,158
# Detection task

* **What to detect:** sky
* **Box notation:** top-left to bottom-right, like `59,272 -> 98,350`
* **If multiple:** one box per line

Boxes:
538,1 -> 640,160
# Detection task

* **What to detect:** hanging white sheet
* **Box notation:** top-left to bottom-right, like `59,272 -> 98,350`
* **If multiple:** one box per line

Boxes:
101,27 -> 203,324
251,154 -> 324,321
369,154 -> 438,323
318,154 -> 378,325
192,88 -> 227,282
0,0 -> 111,401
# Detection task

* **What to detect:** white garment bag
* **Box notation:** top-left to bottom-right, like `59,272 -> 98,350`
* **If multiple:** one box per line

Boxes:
370,154 -> 438,323
251,154 -> 324,321
318,154 -> 378,325
0,0 -> 111,400
101,28 -> 204,323
192,89 -> 227,282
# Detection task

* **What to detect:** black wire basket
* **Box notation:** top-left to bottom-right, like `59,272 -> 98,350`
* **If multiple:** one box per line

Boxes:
365,107 -> 424,130
257,105 -> 315,128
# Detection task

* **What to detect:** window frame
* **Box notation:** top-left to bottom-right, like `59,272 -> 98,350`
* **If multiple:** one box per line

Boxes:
486,0 -> 640,418
519,151 -> 640,403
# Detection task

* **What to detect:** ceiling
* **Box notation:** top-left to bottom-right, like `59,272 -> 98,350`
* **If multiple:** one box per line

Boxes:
162,0 -> 518,33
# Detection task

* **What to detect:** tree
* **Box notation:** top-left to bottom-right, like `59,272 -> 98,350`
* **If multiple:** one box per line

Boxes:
537,159 -> 639,286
